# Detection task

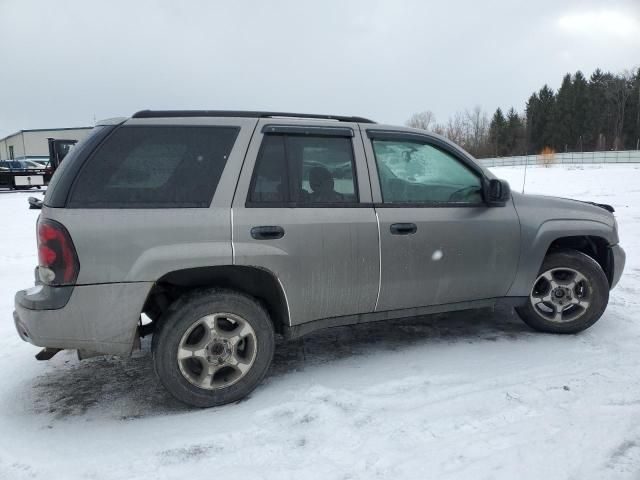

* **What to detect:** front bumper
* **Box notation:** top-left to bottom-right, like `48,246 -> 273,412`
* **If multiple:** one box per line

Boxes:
14,281 -> 152,357
610,244 -> 626,289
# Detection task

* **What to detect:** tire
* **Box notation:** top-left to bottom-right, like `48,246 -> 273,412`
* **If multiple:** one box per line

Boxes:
516,249 -> 609,334
152,288 -> 275,407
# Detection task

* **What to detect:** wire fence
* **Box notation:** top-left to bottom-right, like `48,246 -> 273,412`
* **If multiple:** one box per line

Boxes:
478,150 -> 640,168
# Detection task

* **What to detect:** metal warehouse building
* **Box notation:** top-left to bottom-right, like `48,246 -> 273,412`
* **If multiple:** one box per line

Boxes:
0,127 -> 92,161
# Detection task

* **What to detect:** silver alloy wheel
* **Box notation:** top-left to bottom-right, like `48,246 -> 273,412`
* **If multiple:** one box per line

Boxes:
530,267 -> 591,323
177,312 -> 257,390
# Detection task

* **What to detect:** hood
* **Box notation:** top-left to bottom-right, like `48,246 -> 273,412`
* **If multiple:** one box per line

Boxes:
571,199 -> 614,213
511,192 -> 616,228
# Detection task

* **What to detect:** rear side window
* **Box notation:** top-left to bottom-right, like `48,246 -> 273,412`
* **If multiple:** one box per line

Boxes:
248,134 -> 358,205
68,126 -> 239,208
249,135 -> 287,203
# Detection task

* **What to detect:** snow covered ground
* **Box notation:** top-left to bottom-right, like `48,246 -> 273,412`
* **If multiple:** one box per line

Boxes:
0,164 -> 639,480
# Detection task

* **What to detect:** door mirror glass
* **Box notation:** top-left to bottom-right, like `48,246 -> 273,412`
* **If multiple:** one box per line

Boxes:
486,178 -> 511,206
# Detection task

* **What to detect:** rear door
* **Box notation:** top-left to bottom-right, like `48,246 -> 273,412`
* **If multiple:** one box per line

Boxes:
363,128 -> 520,311
232,119 -> 379,326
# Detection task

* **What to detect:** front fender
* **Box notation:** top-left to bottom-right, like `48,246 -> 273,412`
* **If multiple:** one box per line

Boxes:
507,218 -> 618,297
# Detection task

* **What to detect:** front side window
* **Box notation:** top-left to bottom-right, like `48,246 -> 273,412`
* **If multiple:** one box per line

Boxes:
68,126 -> 239,208
249,134 -> 358,205
372,139 -> 483,204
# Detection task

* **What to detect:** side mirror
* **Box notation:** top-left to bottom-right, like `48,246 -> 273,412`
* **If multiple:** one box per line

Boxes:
485,178 -> 511,206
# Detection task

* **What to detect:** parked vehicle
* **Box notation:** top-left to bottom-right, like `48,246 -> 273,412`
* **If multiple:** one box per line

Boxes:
26,138 -> 78,209
0,160 -> 47,190
1,159 -> 45,170
46,138 -> 78,171
30,159 -> 49,168
1,139 -> 77,194
13,110 -> 626,407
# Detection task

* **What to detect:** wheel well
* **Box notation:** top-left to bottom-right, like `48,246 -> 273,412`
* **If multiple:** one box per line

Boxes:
142,266 -> 289,334
546,236 -> 613,286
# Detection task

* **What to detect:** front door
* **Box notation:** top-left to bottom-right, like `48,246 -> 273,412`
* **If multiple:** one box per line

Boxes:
232,120 -> 379,326
363,129 -> 521,311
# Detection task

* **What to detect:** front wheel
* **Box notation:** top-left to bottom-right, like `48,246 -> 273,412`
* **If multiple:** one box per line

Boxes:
152,289 -> 275,407
516,249 -> 609,334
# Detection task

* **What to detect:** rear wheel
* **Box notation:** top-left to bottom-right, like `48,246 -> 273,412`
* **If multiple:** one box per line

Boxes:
152,289 -> 275,407
516,249 -> 609,334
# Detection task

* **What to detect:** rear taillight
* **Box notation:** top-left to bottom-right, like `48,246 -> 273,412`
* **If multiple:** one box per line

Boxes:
37,218 -> 80,285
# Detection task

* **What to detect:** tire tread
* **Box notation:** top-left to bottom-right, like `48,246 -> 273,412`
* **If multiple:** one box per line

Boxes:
516,249 -> 609,334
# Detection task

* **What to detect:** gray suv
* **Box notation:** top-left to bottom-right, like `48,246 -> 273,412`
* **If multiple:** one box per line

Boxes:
13,110 -> 626,407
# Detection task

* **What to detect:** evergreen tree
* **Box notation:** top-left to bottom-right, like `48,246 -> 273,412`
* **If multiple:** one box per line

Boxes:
624,69 -> 640,150
538,85 -> 557,151
553,73 -> 574,151
489,108 -> 508,156
525,92 -> 539,153
572,71 -> 589,151
526,85 -> 556,152
505,107 -> 525,155
586,69 -> 615,150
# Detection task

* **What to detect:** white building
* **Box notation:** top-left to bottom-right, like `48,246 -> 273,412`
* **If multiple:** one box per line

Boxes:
0,127 -> 92,161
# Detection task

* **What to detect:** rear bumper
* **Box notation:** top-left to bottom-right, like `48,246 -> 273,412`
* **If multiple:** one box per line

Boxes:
610,244 -> 626,289
14,281 -> 152,357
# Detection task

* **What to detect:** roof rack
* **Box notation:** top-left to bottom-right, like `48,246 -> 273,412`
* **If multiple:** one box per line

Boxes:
131,110 -> 376,123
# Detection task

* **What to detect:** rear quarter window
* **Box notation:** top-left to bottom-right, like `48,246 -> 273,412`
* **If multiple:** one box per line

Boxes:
67,126 -> 239,208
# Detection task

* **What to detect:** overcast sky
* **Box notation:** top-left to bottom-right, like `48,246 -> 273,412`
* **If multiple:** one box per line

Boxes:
0,0 -> 638,136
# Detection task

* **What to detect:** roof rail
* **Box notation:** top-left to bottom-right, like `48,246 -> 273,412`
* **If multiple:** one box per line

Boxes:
131,110 -> 376,123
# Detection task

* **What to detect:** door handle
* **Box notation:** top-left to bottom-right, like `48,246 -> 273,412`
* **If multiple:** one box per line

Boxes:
250,225 -> 285,240
390,223 -> 417,235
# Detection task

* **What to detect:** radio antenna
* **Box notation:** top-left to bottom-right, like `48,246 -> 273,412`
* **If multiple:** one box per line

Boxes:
522,154 -> 529,194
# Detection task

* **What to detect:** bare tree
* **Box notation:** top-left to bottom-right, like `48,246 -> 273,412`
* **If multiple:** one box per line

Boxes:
406,106 -> 491,157
431,123 -> 446,136
464,106 -> 489,155
406,111 -> 436,131
445,112 -> 467,145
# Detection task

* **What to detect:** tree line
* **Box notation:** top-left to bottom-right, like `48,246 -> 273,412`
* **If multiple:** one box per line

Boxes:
407,67 -> 640,158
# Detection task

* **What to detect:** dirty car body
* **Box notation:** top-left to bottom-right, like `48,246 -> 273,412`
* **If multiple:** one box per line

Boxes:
13,110 -> 626,406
